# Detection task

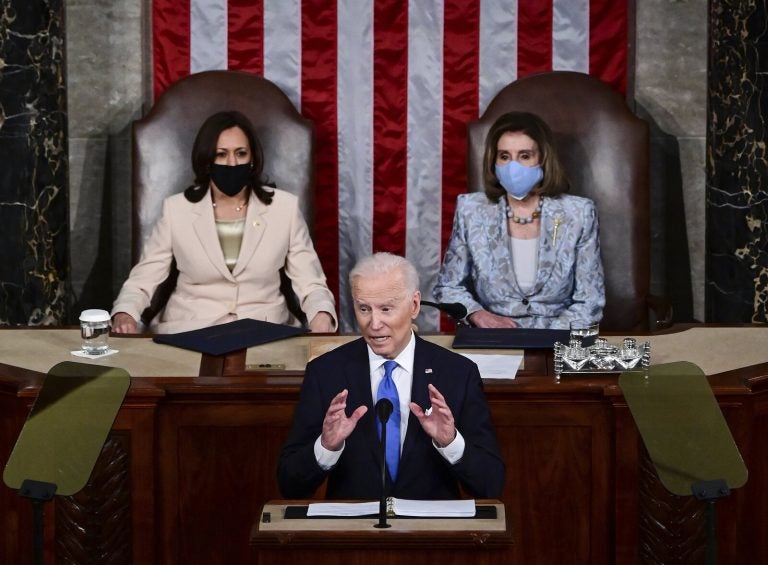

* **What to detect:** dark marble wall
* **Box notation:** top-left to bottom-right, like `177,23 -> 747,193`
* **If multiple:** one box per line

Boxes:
0,0 -> 69,325
706,2 -> 768,323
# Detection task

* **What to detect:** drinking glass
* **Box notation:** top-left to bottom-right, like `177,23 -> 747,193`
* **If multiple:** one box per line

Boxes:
80,309 -> 111,354
569,321 -> 599,347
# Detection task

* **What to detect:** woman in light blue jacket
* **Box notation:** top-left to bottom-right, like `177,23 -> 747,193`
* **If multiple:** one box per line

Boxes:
434,112 -> 605,329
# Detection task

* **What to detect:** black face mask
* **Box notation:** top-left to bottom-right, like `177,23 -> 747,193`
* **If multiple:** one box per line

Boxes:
210,163 -> 251,197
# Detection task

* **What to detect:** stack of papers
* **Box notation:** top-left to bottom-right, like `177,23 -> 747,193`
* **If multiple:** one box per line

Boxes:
306,498 -> 476,518
459,353 -> 523,379
392,498 -> 475,517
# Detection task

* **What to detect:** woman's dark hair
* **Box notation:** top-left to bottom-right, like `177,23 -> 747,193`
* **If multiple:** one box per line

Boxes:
184,110 -> 273,204
482,111 -> 569,203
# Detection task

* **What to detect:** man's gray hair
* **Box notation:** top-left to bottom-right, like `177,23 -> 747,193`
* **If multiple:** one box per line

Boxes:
349,252 -> 420,294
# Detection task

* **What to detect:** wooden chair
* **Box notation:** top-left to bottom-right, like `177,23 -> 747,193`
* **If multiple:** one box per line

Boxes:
467,71 -> 670,331
132,70 -> 314,326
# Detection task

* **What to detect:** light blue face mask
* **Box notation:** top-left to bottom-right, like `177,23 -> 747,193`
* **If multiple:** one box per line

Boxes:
494,161 -> 543,200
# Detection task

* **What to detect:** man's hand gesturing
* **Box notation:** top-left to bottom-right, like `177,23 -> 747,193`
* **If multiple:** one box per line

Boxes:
320,389 -> 368,451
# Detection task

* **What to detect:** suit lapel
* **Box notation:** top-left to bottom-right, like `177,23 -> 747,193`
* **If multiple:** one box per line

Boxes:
489,199 -> 513,270
343,340 -> 374,410
487,198 -> 524,296
192,192 -> 235,282
231,192 -> 267,278
400,337 -> 433,472
341,340 -> 379,459
532,197 -> 565,291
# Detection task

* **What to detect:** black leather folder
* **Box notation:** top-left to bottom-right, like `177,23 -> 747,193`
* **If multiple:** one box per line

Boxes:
451,326 -> 570,349
152,318 -> 308,356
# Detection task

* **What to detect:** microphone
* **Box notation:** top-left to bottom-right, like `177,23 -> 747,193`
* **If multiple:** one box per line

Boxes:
374,398 -> 393,529
420,300 -> 468,322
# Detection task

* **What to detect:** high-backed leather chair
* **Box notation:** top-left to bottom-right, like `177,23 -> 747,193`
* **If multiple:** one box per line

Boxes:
132,70 -> 314,326
468,71 -> 669,331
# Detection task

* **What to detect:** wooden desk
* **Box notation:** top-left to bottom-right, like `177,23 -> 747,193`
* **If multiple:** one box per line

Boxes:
1,327 -> 768,564
250,500 -> 512,565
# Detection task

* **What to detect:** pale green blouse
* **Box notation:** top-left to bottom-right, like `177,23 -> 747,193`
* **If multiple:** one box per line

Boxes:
215,218 -> 246,272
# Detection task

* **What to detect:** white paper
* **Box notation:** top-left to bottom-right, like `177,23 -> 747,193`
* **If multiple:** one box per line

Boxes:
459,353 -> 522,379
306,501 -> 379,517
306,498 -> 475,518
392,498 -> 476,517
71,348 -> 120,359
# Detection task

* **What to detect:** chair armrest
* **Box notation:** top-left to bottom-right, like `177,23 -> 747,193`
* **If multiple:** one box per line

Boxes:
648,294 -> 673,331
279,268 -> 308,327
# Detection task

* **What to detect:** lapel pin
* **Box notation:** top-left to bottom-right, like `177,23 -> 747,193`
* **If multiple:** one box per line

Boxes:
425,368 -> 433,374
552,216 -> 563,245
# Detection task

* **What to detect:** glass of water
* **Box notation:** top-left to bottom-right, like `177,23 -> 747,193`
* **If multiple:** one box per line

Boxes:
569,320 -> 599,347
80,309 -> 111,355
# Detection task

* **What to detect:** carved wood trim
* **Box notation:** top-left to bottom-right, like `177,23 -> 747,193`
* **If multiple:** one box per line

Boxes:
55,432 -> 132,564
637,443 -> 706,563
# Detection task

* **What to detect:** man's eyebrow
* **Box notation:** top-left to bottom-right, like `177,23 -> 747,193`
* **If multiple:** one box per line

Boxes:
354,299 -> 400,307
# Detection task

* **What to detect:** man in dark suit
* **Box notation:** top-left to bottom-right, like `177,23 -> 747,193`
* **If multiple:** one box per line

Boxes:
278,252 -> 505,500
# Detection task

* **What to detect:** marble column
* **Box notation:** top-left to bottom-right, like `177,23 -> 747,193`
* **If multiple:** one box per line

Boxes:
706,1 -> 768,323
0,0 -> 69,325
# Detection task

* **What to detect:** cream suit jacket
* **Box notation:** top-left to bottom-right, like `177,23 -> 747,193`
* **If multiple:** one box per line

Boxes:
112,188 -> 337,334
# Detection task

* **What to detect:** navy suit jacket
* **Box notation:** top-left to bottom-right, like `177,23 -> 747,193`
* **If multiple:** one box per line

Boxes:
277,335 -> 505,500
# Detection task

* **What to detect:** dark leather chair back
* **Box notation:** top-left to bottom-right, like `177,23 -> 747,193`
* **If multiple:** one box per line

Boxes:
468,71 -> 650,331
132,70 -> 314,325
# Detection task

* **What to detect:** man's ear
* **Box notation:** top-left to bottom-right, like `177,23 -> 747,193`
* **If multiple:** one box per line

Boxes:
411,290 -> 421,319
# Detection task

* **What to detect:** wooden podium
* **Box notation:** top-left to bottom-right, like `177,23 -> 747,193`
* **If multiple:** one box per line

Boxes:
3,327 -> 768,563
250,500 -> 513,565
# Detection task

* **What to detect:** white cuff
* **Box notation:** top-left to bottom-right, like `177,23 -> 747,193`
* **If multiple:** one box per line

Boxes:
314,435 -> 343,470
433,430 -> 465,464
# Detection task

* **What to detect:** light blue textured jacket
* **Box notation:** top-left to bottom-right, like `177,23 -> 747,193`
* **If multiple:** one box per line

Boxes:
434,192 -> 605,329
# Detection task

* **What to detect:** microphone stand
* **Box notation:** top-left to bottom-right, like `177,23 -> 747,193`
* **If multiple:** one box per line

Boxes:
375,421 -> 391,529
374,398 -> 393,529
420,300 -> 469,325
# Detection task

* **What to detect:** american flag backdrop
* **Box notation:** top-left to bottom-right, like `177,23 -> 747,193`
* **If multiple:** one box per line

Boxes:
152,0 -> 628,331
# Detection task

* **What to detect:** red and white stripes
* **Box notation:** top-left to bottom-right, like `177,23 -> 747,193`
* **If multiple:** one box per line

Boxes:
152,0 -> 628,330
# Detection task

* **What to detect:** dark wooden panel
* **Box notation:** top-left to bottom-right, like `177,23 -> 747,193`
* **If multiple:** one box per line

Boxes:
0,384 -> 35,565
157,403 -> 294,565
501,425 -> 595,564
487,393 -> 611,565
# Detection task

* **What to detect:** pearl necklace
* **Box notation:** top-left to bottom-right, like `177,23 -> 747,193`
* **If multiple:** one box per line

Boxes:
212,201 -> 248,212
506,197 -> 543,224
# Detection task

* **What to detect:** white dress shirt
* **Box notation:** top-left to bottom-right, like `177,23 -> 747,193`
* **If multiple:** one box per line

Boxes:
314,332 -> 465,470
509,235 -> 539,294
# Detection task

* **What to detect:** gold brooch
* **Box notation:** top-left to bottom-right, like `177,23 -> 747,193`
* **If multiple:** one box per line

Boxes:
552,217 -> 563,245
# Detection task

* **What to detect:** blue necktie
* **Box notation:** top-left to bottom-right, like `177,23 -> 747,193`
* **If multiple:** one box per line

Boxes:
376,360 -> 400,482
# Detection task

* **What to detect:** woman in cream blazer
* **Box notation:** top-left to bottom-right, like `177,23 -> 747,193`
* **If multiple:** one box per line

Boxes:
112,111 -> 336,334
